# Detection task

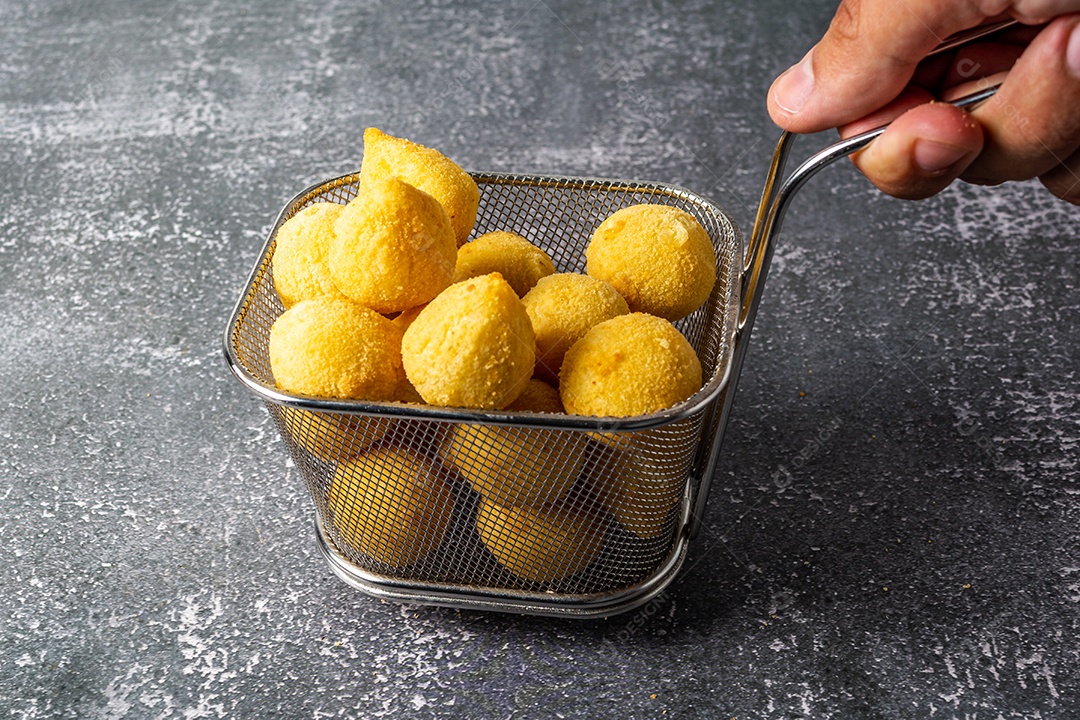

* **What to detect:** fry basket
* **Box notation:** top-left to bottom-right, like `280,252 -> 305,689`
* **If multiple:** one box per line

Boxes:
223,73 -> 998,616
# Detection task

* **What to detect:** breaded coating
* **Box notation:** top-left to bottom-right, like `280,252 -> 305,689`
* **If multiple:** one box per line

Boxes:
272,202 -> 347,308
442,379 -> 583,508
328,447 -> 455,567
401,273 -> 535,410
389,306 -> 428,406
586,204 -> 717,321
268,297 -> 406,400
453,231 -> 556,297
589,440 -> 684,540
501,376 -> 564,413
279,407 -> 393,463
360,127 -> 480,246
475,498 -> 605,583
331,176 -> 456,314
521,273 -> 629,384
560,313 -> 702,418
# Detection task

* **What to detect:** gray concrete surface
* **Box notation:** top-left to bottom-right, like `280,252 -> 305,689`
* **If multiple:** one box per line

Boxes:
2,1 -> 1077,718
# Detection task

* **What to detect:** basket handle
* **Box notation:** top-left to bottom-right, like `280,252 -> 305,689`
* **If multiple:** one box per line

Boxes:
737,83 -> 1000,333
687,21 -> 1012,538
738,16 -> 1019,333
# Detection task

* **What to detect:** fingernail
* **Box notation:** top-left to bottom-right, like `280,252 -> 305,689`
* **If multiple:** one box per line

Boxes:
773,52 -> 815,115
913,139 -> 970,175
1068,21 -> 1080,78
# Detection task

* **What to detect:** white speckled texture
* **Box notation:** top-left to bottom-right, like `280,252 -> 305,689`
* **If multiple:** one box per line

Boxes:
1,1 -> 1077,718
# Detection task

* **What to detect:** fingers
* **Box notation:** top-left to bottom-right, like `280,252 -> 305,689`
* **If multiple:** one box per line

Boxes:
954,15 -> 1080,184
1011,0 -> 1080,23
768,0 -> 1080,133
769,0 -> 1080,201
839,85 -> 937,136
845,102 -> 984,199
768,0 -> 986,132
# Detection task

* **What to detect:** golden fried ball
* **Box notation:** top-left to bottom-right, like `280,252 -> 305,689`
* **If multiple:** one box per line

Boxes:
503,376 -> 564,413
272,202 -> 347,308
328,447 -> 455,567
330,176 -> 456,314
359,127 -> 480,246
521,273 -> 630,385
560,313 -> 702,418
401,273 -> 535,410
268,297 -> 406,400
586,204 -> 717,321
453,231 -> 556,297
442,379 -> 583,508
390,308 -> 429,403
279,407 -> 393,463
589,441 -> 684,540
475,498 -> 605,583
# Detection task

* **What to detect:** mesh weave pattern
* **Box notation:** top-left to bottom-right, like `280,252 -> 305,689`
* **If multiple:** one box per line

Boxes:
226,171 -> 741,608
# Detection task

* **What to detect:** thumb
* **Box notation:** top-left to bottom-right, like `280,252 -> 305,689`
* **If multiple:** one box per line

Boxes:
767,0 -> 998,132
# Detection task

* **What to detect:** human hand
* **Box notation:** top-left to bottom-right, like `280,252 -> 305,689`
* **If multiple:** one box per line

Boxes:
767,0 -> 1080,204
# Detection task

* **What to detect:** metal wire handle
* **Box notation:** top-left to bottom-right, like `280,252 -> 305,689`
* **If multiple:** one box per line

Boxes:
741,15 -> 1020,330
688,18 -> 1015,538
739,83 -> 1000,332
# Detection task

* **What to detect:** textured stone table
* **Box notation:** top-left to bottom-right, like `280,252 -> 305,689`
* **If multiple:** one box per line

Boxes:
2,1 -> 1077,718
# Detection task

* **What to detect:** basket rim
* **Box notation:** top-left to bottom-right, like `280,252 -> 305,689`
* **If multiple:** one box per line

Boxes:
222,170 -> 742,433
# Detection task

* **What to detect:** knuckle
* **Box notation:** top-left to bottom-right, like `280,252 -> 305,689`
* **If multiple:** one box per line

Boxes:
829,0 -> 864,44
1004,1 -> 1061,24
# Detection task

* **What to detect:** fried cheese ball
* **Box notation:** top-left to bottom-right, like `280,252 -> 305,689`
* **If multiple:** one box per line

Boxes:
442,379 -> 584,508
475,498 -> 605,583
586,204 -> 717,321
328,447 -> 455,567
521,273 -> 629,385
389,307 -> 428,405
453,231 -> 556,297
560,313 -> 702,418
272,202 -> 347,308
330,176 -> 457,314
401,273 -> 535,410
279,408 -> 393,463
590,441 -> 684,540
268,297 -> 406,401
359,127 -> 480,246
502,376 -> 564,413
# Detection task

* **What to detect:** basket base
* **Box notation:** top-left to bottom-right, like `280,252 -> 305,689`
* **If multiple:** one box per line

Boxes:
313,516 -> 690,619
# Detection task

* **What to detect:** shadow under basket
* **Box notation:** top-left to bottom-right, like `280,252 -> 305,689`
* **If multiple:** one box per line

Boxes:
224,170 -> 743,618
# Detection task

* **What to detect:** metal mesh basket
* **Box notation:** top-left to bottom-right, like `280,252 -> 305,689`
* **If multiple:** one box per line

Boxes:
223,24 -> 1007,616
224,170 -> 742,616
